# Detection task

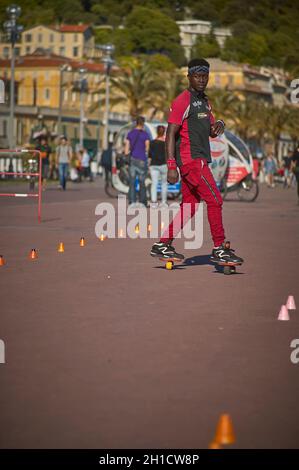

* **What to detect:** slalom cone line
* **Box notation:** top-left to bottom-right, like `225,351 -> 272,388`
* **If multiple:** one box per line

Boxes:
214,414 -> 236,445
286,295 -> 296,310
80,237 -> 85,247
278,305 -> 289,321
0,255 -> 6,266
29,249 -> 38,260
58,242 -> 65,253
99,234 -> 106,241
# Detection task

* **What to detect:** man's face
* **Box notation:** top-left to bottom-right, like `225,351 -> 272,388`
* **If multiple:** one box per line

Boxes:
188,72 -> 209,92
61,139 -> 66,145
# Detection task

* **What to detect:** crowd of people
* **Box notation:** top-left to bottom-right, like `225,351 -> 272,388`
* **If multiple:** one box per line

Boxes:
34,136 -> 94,191
254,148 -> 299,198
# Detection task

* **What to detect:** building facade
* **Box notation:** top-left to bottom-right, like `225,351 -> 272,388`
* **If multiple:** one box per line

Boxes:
177,20 -> 231,60
0,24 -> 98,60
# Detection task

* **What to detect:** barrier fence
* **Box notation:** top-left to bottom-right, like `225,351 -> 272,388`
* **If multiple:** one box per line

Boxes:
0,149 -> 42,223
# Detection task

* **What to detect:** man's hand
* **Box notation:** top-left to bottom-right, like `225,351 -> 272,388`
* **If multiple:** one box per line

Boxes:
167,168 -> 179,184
211,120 -> 225,137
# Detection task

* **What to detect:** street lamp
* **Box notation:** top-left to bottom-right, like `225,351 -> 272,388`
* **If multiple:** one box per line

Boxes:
100,43 -> 115,151
57,63 -> 72,137
78,67 -> 88,148
3,4 -> 23,149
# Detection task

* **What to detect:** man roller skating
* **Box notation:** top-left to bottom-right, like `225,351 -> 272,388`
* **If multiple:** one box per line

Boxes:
150,58 -> 243,266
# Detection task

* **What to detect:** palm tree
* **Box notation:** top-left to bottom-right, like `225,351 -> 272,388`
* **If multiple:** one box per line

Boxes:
149,70 -> 186,120
263,104 -> 292,157
90,57 -> 164,118
207,88 -> 240,124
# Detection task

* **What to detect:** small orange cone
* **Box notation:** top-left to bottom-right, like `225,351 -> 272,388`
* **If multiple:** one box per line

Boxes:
148,224 -> 152,232
58,242 -> 65,253
135,224 -> 140,234
286,295 -> 296,310
29,249 -> 38,260
99,234 -> 106,241
209,441 -> 222,449
80,237 -> 85,247
278,305 -> 289,321
214,414 -> 236,445
0,255 -> 6,266
119,228 -> 124,238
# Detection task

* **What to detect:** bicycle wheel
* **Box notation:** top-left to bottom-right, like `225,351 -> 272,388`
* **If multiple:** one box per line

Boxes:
237,177 -> 259,202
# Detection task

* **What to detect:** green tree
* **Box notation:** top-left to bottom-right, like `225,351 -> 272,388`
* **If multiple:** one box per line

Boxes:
91,57 -> 163,118
125,6 -> 185,66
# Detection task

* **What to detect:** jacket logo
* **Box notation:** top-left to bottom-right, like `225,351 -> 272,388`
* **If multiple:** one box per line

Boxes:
192,100 -> 202,107
198,112 -> 208,119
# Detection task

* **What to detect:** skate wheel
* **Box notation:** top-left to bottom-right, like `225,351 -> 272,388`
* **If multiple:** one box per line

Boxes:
223,265 -> 231,275
166,261 -> 174,270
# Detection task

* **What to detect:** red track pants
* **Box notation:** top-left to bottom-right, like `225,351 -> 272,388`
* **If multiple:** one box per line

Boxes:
160,159 -> 225,247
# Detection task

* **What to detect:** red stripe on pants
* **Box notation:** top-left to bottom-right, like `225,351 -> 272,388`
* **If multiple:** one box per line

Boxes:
160,159 -> 225,246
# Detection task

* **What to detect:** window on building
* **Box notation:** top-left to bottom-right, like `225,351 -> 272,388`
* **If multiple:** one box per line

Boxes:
25,34 -> 32,42
44,71 -> 49,80
63,125 -> 67,136
38,33 -> 43,42
15,47 -> 20,57
74,127 -> 78,139
74,34 -> 78,42
63,89 -> 68,101
3,47 -> 9,58
3,120 -> 7,137
73,46 -> 79,57
72,92 -> 76,102
228,75 -> 234,87
60,47 -> 65,56
50,33 -> 54,43
45,88 -> 50,100
26,46 -> 31,54
61,33 -> 65,42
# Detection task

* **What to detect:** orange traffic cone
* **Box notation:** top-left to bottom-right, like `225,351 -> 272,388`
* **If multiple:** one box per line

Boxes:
29,249 -> 38,260
99,233 -> 106,241
80,237 -> 85,247
135,224 -> 140,234
214,414 -> 236,445
148,224 -> 152,232
0,255 -> 6,266
278,305 -> 289,321
58,242 -> 65,253
209,441 -> 222,449
286,295 -> 296,310
119,228 -> 124,238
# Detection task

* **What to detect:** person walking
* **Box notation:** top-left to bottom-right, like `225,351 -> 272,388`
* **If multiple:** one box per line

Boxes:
282,149 -> 293,189
35,136 -> 51,190
150,58 -> 243,264
291,145 -> 299,204
125,116 -> 150,207
263,153 -> 276,188
55,136 -> 72,190
149,125 -> 168,208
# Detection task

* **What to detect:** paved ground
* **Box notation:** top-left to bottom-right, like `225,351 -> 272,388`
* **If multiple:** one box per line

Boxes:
0,177 -> 298,449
